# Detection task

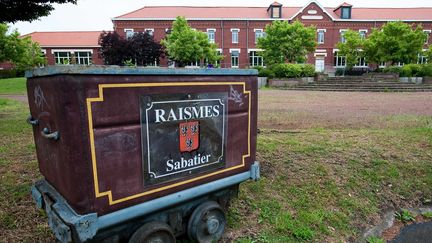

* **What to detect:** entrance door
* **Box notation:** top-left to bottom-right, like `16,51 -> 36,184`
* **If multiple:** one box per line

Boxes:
315,58 -> 325,72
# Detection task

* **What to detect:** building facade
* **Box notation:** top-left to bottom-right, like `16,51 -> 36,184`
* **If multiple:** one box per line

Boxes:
21,31 -> 104,66
112,1 -> 432,72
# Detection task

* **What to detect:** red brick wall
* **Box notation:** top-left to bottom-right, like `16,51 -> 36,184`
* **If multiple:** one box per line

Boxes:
112,3 -> 432,71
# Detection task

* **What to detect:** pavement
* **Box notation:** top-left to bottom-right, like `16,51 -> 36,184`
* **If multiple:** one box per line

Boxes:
0,94 -> 28,103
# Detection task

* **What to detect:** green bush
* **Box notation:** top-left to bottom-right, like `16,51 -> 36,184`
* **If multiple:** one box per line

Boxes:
259,68 -> 275,78
300,64 -> 315,77
272,64 -> 303,78
420,64 -> 432,77
0,69 -> 17,79
383,66 -> 403,75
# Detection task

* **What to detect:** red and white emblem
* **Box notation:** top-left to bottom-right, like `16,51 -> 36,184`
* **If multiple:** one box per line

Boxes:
179,121 -> 200,152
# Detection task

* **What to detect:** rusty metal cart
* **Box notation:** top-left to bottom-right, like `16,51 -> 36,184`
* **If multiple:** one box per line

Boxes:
27,66 -> 259,242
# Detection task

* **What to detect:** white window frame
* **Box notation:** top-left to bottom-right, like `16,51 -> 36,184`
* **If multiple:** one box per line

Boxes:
333,50 -> 346,67
207,28 -> 216,43
51,49 -> 93,65
230,48 -> 240,68
144,28 -> 154,36
418,51 -> 428,64
124,28 -> 134,39
231,28 -> 240,44
248,49 -> 265,67
317,29 -> 326,44
379,62 -> 387,68
254,29 -> 264,44
424,30 -> 431,44
74,51 -> 93,65
359,29 -> 368,39
339,29 -> 347,43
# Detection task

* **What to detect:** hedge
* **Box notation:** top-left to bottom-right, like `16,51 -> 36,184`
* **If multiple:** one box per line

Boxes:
255,64 -> 315,78
383,64 -> 432,77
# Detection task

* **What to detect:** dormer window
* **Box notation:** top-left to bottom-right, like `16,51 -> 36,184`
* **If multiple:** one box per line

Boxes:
267,2 -> 282,19
341,7 -> 351,19
334,2 -> 352,19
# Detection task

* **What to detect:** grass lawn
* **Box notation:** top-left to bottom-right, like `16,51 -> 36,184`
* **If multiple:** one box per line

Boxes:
0,90 -> 431,242
0,77 -> 27,95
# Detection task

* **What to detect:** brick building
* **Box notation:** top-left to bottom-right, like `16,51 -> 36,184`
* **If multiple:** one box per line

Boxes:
21,31 -> 104,66
112,1 -> 432,72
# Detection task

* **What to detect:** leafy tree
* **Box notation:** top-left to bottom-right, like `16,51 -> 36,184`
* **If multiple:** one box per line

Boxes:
129,32 -> 164,66
424,45 -> 432,62
0,24 -> 46,70
0,0 -> 77,23
98,31 -> 163,66
257,20 -> 316,65
161,16 -> 221,67
364,21 -> 426,65
336,30 -> 364,70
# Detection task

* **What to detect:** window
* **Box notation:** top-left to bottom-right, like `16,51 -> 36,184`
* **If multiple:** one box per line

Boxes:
125,29 -> 134,39
54,51 -> 71,65
355,56 -> 367,67
145,28 -> 154,36
418,54 -> 428,64
379,61 -> 386,68
186,60 -> 201,67
249,51 -> 264,67
231,29 -> 239,44
272,7 -> 281,18
75,51 -> 92,65
334,52 -> 346,67
341,7 -> 351,19
254,29 -> 264,44
359,30 -> 368,39
205,49 -> 222,67
146,58 -> 159,67
230,49 -> 240,68
317,29 -> 325,44
424,30 -> 431,44
340,30 -> 347,43
207,29 -> 216,43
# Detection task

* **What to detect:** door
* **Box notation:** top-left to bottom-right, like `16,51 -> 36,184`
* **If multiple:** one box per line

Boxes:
315,58 -> 325,72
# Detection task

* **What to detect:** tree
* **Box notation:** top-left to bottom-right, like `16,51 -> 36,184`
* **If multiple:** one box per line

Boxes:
0,0 -> 77,23
98,31 -> 163,66
364,21 -> 426,65
257,20 -> 316,65
161,16 -> 221,67
129,32 -> 164,66
0,24 -> 46,70
336,30 -> 364,70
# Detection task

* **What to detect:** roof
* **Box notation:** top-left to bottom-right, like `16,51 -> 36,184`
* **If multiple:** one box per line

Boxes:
115,6 -> 301,19
334,2 -> 353,11
113,3 -> 432,21
21,31 -> 104,47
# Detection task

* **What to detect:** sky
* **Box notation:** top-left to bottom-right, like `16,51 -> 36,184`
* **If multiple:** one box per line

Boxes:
10,0 -> 432,35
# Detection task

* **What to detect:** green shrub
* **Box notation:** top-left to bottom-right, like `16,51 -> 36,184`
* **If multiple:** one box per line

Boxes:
259,68 -> 275,78
420,64 -> 432,77
383,66 -> 403,75
272,64 -> 303,78
300,64 -> 315,77
0,69 -> 17,79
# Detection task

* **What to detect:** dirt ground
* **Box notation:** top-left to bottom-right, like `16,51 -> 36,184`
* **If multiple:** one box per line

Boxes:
0,94 -> 28,103
259,90 -> 432,129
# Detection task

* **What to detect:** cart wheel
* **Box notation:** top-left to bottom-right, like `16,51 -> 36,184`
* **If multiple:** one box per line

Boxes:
129,221 -> 175,243
187,201 -> 226,243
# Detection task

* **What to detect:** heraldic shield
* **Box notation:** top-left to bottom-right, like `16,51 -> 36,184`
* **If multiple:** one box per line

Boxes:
179,121 -> 200,152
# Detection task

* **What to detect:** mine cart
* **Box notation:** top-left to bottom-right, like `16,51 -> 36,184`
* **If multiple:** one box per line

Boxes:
26,66 -> 260,242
